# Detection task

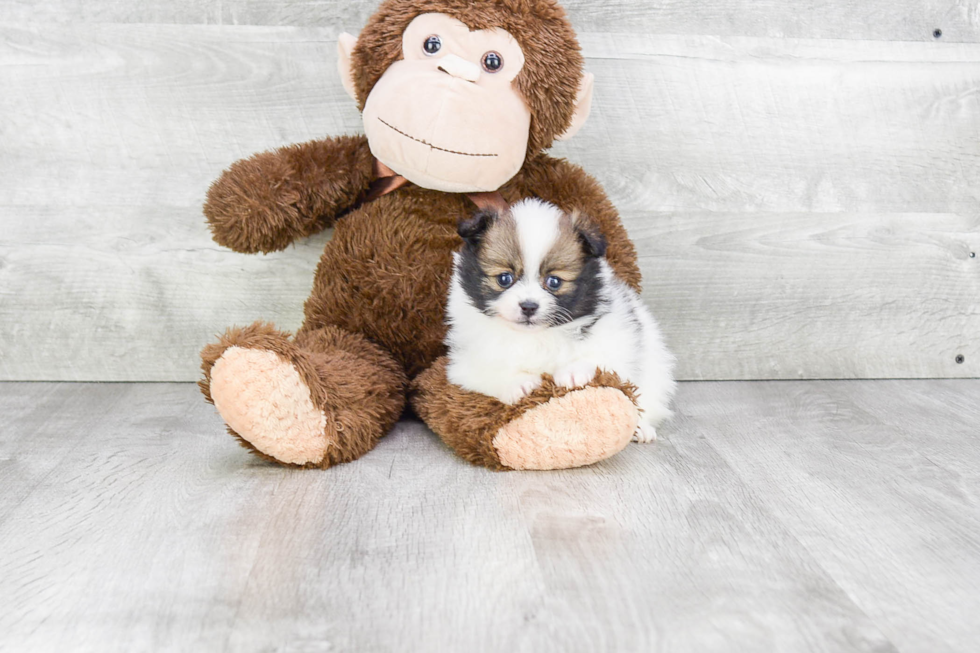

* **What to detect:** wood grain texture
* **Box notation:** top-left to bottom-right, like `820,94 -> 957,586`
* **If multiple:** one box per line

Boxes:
4,380 -> 955,652
0,383 -> 127,524
635,211 -> 980,380
1,24 -> 978,381
3,0 -> 980,43
0,205 -> 322,381
686,380 -> 980,652
0,24 -> 362,208
3,207 -> 976,381
564,34 -> 980,217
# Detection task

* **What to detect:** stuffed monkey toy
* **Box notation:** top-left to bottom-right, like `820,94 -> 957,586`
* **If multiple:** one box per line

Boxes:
199,0 -> 644,470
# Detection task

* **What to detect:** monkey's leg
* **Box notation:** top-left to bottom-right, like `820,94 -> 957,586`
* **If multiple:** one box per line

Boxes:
200,322 -> 406,467
411,358 -> 638,471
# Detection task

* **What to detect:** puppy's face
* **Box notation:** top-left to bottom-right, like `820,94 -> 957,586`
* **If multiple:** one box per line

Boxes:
456,199 -> 606,329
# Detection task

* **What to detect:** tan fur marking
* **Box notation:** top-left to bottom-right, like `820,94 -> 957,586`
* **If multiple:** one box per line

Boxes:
478,213 -> 523,285
547,268 -> 579,281
539,213 -> 585,294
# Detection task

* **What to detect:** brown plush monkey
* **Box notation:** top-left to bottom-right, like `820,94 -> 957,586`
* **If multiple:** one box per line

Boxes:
199,0 -> 643,470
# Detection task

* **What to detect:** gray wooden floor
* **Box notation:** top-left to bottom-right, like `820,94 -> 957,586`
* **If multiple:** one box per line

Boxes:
1,380 -> 978,652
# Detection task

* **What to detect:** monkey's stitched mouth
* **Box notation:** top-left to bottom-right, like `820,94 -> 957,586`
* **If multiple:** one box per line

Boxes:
378,118 -> 498,157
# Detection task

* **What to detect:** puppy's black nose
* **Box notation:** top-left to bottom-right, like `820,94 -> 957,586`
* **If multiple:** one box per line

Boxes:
519,300 -> 539,317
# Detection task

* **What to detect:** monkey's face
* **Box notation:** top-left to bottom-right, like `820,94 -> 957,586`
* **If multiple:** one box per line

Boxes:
360,13 -> 532,193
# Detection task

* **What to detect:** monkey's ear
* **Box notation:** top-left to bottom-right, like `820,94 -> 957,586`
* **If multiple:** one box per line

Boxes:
555,72 -> 594,142
337,33 -> 358,102
458,209 -> 497,247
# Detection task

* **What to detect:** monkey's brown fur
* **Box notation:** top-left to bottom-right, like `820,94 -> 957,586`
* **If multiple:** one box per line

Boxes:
200,0 -> 641,469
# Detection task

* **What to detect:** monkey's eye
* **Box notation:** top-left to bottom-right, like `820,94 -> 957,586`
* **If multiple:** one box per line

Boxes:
496,272 -> 515,288
423,35 -> 442,55
545,276 -> 563,291
481,51 -> 503,73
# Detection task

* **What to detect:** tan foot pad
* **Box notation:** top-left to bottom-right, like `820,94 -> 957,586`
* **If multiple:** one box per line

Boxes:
493,387 -> 639,470
210,346 -> 329,465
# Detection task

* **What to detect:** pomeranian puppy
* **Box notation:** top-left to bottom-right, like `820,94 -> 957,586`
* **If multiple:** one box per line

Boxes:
445,198 -> 675,442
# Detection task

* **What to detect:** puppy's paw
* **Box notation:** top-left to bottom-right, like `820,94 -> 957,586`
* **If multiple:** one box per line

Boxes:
632,421 -> 658,443
553,362 -> 598,389
498,375 -> 543,404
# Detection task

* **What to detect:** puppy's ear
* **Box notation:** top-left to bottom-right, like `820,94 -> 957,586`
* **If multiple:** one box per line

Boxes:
570,210 -> 607,258
577,226 -> 607,258
457,209 -> 497,247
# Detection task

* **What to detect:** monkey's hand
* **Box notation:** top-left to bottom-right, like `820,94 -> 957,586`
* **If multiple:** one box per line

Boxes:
203,135 -> 375,254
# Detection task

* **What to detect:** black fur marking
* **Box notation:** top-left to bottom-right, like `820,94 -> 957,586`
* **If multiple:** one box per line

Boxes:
575,222 -> 607,259
549,257 -> 606,326
576,313 -> 603,339
545,219 -> 609,327
624,300 -> 642,335
457,209 -> 498,247
457,242 -> 501,315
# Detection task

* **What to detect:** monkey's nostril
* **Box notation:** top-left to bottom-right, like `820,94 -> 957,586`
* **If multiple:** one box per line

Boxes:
519,301 -> 539,317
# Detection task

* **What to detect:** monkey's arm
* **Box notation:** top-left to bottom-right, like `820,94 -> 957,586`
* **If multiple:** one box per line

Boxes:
512,154 -> 642,291
203,135 -> 375,254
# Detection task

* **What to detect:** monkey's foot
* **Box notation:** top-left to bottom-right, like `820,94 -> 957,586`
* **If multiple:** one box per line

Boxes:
492,386 -> 638,470
210,346 -> 330,466
412,358 -> 638,471
200,322 -> 406,467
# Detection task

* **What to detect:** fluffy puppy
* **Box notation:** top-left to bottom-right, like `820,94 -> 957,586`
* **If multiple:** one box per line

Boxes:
446,198 -> 675,442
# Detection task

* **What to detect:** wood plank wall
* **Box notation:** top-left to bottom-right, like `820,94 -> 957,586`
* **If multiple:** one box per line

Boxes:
1,1 -> 978,381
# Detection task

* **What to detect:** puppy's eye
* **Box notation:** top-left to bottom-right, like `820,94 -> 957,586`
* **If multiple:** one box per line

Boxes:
496,272 -> 515,288
481,51 -> 503,73
545,276 -> 563,291
423,35 -> 442,55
